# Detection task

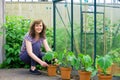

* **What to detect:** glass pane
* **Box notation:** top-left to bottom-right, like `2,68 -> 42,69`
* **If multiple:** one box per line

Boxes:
26,0 -> 32,2
19,0 -> 25,2
33,0 -> 38,2
12,0 -> 18,1
5,0 -> 11,1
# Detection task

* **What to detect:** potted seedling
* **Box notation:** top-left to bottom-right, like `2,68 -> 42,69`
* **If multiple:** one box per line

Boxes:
75,53 -> 97,80
42,51 -> 58,76
57,49 -> 77,80
97,54 -> 113,80
107,48 -> 120,79
108,48 -> 120,75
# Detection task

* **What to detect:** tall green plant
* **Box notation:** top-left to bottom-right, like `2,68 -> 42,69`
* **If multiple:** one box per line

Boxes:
0,16 -> 53,68
56,27 -> 71,52
57,49 -> 77,68
1,16 -> 30,68
0,30 -> 2,35
108,48 -> 120,66
97,54 -> 113,75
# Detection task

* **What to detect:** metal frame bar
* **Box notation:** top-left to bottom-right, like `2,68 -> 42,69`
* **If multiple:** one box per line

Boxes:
93,0 -> 97,68
80,0 -> 97,68
80,0 -> 83,53
53,0 -> 74,51
53,0 -> 56,51
82,11 -> 104,14
65,0 -> 71,26
71,0 -> 73,51
55,6 -> 71,38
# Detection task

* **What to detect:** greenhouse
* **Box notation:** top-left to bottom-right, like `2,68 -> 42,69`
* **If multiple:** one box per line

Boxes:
0,0 -> 120,80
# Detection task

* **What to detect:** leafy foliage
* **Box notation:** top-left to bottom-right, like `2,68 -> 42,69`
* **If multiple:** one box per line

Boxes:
42,51 -> 58,65
97,54 -> 113,75
0,16 -> 53,68
0,31 -> 2,35
108,48 -> 120,66
57,49 -> 77,68
0,16 -> 30,68
75,53 -> 95,72
56,27 -> 71,52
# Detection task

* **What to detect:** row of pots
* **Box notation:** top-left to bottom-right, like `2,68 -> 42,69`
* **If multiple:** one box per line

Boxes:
47,65 -> 113,80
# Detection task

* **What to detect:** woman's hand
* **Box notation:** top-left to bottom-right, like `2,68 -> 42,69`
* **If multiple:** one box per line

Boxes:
40,61 -> 49,67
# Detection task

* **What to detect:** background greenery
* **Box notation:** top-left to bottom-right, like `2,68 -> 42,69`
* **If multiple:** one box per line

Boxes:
0,16 -> 53,68
0,15 -> 120,68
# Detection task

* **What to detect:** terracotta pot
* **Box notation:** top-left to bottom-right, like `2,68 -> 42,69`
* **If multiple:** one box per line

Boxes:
47,65 -> 57,76
98,74 -> 112,80
97,65 -> 112,74
60,67 -> 72,80
78,70 -> 91,80
111,64 -> 120,74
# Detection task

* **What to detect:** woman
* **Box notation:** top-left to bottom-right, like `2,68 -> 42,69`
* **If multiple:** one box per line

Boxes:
19,19 -> 51,75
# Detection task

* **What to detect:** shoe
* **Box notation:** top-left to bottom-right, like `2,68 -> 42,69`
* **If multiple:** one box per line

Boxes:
29,69 -> 41,75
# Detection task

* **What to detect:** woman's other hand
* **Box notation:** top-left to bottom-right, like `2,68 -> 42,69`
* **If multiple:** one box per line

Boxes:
40,61 -> 49,67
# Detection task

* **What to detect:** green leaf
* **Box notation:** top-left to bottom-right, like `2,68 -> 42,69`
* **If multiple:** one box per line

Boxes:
43,51 -> 54,61
97,54 -> 113,74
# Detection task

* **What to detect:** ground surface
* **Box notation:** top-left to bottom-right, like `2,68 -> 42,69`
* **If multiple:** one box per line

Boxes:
0,68 -> 120,80
0,68 -> 59,80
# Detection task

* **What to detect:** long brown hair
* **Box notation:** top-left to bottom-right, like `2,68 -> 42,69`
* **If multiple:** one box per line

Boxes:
29,19 -> 46,39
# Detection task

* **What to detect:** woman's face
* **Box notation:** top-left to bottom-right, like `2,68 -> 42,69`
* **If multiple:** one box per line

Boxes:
34,22 -> 43,34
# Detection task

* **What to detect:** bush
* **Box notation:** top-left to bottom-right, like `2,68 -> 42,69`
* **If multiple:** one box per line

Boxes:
0,16 -> 53,68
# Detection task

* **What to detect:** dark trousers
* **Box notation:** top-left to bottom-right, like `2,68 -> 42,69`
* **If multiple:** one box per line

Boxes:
19,41 -> 44,66
19,51 -> 44,66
